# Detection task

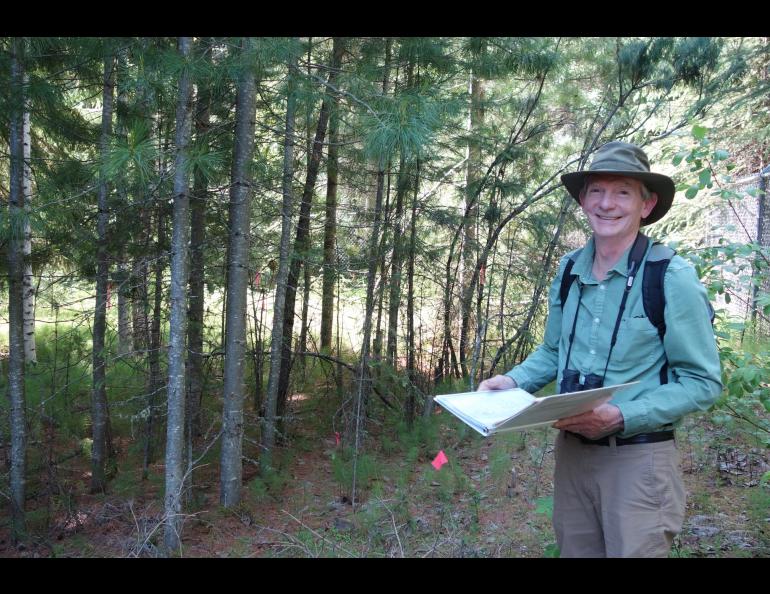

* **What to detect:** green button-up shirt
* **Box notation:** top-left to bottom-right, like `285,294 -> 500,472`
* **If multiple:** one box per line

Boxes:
505,236 -> 722,438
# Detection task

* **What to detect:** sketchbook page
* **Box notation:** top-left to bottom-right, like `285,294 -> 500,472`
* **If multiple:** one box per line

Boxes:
434,389 -> 535,436
497,381 -> 639,431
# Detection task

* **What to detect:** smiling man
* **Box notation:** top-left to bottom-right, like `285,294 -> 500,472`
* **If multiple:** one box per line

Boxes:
478,141 -> 722,557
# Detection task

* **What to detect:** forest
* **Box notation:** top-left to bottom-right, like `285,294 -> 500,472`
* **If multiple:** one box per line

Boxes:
1,36 -> 769,557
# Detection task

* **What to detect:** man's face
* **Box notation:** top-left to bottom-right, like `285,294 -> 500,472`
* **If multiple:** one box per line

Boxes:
579,175 -> 658,244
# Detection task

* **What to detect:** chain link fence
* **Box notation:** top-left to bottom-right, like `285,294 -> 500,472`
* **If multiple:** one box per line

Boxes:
704,167 -> 770,337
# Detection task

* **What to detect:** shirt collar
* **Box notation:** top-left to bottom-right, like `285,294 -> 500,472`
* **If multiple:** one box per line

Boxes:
572,235 -> 648,284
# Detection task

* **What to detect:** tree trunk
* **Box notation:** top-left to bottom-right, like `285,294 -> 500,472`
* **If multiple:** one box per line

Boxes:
187,38 -> 213,441
220,37 -> 257,508
132,39 -> 154,356
7,37 -> 28,543
459,69 -> 485,376
386,154 -> 411,367
262,44 -> 299,474
405,160 -> 420,427
346,36 -> 392,457
131,246 -> 149,355
164,36 -> 194,553
143,206 -> 164,478
250,276 -> 266,412
320,88 -> 340,352
385,59 -> 415,368
91,50 -> 115,494
145,88 -> 171,480
372,164 -> 392,362
276,37 -> 346,425
349,148 -> 389,496
22,74 -> 36,365
115,47 -> 132,357
297,261 -> 311,372
116,261 -> 131,356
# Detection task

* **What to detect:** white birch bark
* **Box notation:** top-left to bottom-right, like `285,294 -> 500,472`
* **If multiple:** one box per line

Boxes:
22,76 -> 36,365
7,36 -> 28,543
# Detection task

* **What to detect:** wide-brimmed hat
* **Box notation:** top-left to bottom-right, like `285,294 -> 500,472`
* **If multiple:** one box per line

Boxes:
560,141 -> 675,226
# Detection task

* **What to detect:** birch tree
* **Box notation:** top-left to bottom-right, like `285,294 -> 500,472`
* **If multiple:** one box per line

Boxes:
22,72 -> 36,365
7,36 -> 28,544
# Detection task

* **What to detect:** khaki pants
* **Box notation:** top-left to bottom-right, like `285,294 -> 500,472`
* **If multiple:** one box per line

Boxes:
552,430 -> 686,558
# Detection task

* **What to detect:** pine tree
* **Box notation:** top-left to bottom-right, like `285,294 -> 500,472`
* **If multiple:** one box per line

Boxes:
164,36 -> 194,553
91,47 -> 115,494
221,36 -> 258,508
262,39 -> 300,473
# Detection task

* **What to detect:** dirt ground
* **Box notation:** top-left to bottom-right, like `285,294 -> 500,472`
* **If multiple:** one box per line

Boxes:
1,408 -> 769,558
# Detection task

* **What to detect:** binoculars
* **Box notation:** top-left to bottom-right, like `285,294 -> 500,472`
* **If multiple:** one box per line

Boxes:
560,369 -> 604,394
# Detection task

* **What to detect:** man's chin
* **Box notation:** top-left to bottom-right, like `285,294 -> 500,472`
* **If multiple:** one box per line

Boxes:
591,220 -> 625,235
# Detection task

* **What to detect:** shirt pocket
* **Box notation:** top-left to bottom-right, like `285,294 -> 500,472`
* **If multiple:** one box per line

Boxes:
613,316 -> 661,364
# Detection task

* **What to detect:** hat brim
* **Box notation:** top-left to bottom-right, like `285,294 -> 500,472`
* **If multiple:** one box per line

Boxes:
561,170 -> 675,226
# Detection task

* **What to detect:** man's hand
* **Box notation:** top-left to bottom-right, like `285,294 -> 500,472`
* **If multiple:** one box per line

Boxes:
552,403 -> 624,440
477,374 -> 517,392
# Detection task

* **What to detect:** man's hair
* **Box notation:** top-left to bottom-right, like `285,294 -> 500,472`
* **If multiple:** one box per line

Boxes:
579,174 -> 653,201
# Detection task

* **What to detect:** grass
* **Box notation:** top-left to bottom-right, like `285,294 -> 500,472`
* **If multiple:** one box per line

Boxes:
3,321 -> 770,557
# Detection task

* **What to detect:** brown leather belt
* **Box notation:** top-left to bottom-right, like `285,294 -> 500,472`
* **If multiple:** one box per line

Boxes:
567,430 -> 675,446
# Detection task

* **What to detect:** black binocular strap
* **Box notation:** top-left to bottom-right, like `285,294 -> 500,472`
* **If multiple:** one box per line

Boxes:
563,233 -> 650,384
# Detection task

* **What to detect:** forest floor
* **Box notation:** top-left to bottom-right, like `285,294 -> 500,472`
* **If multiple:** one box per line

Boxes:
2,392 -> 770,558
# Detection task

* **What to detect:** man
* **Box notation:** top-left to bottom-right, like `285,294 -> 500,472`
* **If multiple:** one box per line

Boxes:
478,141 -> 722,557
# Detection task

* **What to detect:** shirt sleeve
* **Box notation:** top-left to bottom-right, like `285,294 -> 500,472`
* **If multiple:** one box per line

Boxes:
615,257 -> 723,436
504,256 -> 566,393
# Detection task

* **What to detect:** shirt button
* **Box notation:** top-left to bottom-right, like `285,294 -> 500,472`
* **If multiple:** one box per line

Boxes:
599,284 -> 606,290
590,349 -> 596,355
594,317 -> 600,323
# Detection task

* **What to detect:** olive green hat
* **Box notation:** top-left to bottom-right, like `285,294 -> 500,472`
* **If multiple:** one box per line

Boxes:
560,141 -> 675,226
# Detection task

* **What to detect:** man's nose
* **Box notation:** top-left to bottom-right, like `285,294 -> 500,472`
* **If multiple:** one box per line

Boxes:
598,192 -> 615,209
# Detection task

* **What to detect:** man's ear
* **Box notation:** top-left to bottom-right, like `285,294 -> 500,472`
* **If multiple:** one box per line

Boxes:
642,192 -> 658,218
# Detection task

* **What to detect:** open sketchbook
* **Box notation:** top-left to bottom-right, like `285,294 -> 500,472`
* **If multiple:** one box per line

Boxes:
434,382 -> 638,437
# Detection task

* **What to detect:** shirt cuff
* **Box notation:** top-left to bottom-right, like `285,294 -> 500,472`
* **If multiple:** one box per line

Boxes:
614,399 -> 648,437
505,369 -> 530,393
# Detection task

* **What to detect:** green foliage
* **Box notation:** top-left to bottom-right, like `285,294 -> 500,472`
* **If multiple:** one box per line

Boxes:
543,543 -> 561,558
4,36 -> 770,556
431,456 -> 471,503
667,128 -> 770,444
331,447 -> 378,497
103,120 -> 159,183
488,431 -> 525,488
362,88 -> 444,164
534,495 -> 554,517
248,466 -> 290,503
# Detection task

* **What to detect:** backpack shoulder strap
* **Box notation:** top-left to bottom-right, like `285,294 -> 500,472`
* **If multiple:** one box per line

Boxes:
559,250 -> 581,308
642,242 -> 675,341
